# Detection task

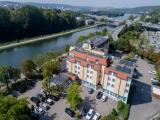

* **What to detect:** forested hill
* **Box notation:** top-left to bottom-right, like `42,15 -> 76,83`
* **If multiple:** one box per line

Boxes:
0,6 -> 85,43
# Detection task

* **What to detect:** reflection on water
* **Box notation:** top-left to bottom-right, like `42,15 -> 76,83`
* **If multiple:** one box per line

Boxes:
0,25 -> 114,67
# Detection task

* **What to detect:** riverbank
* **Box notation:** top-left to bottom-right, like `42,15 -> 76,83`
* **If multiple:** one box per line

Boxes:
0,24 -> 103,51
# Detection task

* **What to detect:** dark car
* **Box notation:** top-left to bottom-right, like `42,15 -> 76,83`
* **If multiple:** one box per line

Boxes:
81,107 -> 89,116
36,94 -> 45,102
48,95 -> 59,101
96,92 -> 103,99
30,97 -> 40,105
65,108 -> 75,117
88,88 -> 94,94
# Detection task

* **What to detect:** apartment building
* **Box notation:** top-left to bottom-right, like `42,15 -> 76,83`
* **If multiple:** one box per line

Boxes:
66,36 -> 135,103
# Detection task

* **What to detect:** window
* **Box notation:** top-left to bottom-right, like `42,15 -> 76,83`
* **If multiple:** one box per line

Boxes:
108,77 -> 111,81
87,70 -> 89,73
111,84 -> 114,88
78,72 -> 80,74
90,71 -> 93,74
126,83 -> 130,87
90,76 -> 92,79
112,79 -> 115,82
75,70 -> 77,73
78,67 -> 80,70
75,65 -> 77,68
87,75 -> 89,78
125,90 -> 129,93
77,61 -> 80,65
107,83 -> 110,86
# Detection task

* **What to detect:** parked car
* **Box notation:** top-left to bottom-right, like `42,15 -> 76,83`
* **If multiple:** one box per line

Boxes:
101,94 -> 107,102
148,70 -> 156,75
151,78 -> 158,82
88,88 -> 94,94
81,107 -> 89,116
46,98 -> 54,105
48,95 -> 59,101
30,97 -> 40,105
96,92 -> 103,99
86,109 -> 94,120
35,107 -> 45,115
65,108 -> 75,117
92,112 -> 101,120
36,94 -> 45,102
40,90 -> 48,98
40,103 -> 50,110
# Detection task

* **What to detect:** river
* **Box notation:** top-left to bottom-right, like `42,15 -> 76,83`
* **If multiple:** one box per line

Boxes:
0,25 -> 114,67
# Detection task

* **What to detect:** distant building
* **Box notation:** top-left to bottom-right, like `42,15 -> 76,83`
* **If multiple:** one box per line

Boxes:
85,19 -> 95,26
66,36 -> 135,103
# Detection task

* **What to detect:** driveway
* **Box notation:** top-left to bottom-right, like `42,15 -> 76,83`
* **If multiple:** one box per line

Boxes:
129,58 -> 160,120
81,86 -> 117,117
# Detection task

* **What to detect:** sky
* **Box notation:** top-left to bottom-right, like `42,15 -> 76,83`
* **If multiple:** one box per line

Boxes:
2,0 -> 160,8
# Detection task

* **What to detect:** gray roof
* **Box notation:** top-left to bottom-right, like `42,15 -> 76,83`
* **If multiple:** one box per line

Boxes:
76,36 -> 109,48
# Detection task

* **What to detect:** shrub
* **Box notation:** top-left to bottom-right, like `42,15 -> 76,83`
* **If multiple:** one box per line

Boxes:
117,101 -> 125,112
121,104 -> 130,120
107,114 -> 118,120
76,112 -> 81,119
100,116 -> 107,120
111,108 -> 118,116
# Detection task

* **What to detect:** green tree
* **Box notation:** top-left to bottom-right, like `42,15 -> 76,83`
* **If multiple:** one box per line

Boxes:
51,84 -> 64,96
0,96 -> 30,120
100,116 -> 107,120
156,67 -> 160,82
76,35 -> 86,44
67,83 -> 82,110
117,101 -> 125,112
42,60 -> 60,91
128,15 -> 134,21
65,44 -> 70,52
21,59 -> 36,78
0,66 -> 19,91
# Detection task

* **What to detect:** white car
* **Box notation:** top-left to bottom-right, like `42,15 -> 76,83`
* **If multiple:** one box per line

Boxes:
101,95 -> 107,102
148,70 -> 156,75
46,98 -> 54,105
92,112 -> 101,120
86,109 -> 94,120
151,78 -> 158,82
35,107 -> 45,114
40,103 -> 50,110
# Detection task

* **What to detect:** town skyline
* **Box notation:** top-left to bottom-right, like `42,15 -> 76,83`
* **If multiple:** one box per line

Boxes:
1,0 -> 160,8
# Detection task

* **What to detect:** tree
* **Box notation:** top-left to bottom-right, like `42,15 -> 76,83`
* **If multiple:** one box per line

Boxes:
42,60 -> 60,91
51,84 -> 64,96
0,66 -> 20,91
66,83 -> 82,110
117,101 -> 125,112
21,59 -> 36,78
128,15 -> 134,21
65,44 -> 70,52
0,96 -> 30,120
156,67 -> 160,82
76,35 -> 86,44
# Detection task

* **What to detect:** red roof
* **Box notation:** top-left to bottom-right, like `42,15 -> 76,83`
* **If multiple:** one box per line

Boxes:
70,50 -> 108,66
105,68 -> 128,80
67,72 -> 78,81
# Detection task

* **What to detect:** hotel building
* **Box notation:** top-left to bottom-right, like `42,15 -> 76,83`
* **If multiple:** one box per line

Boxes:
66,36 -> 135,103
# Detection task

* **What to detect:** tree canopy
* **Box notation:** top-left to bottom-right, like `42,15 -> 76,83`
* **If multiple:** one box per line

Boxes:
0,6 -> 85,43
66,83 -> 82,110
0,96 -> 30,120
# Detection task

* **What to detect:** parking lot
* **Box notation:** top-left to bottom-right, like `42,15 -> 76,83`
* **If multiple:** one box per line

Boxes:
129,58 -> 160,120
19,79 -> 117,120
